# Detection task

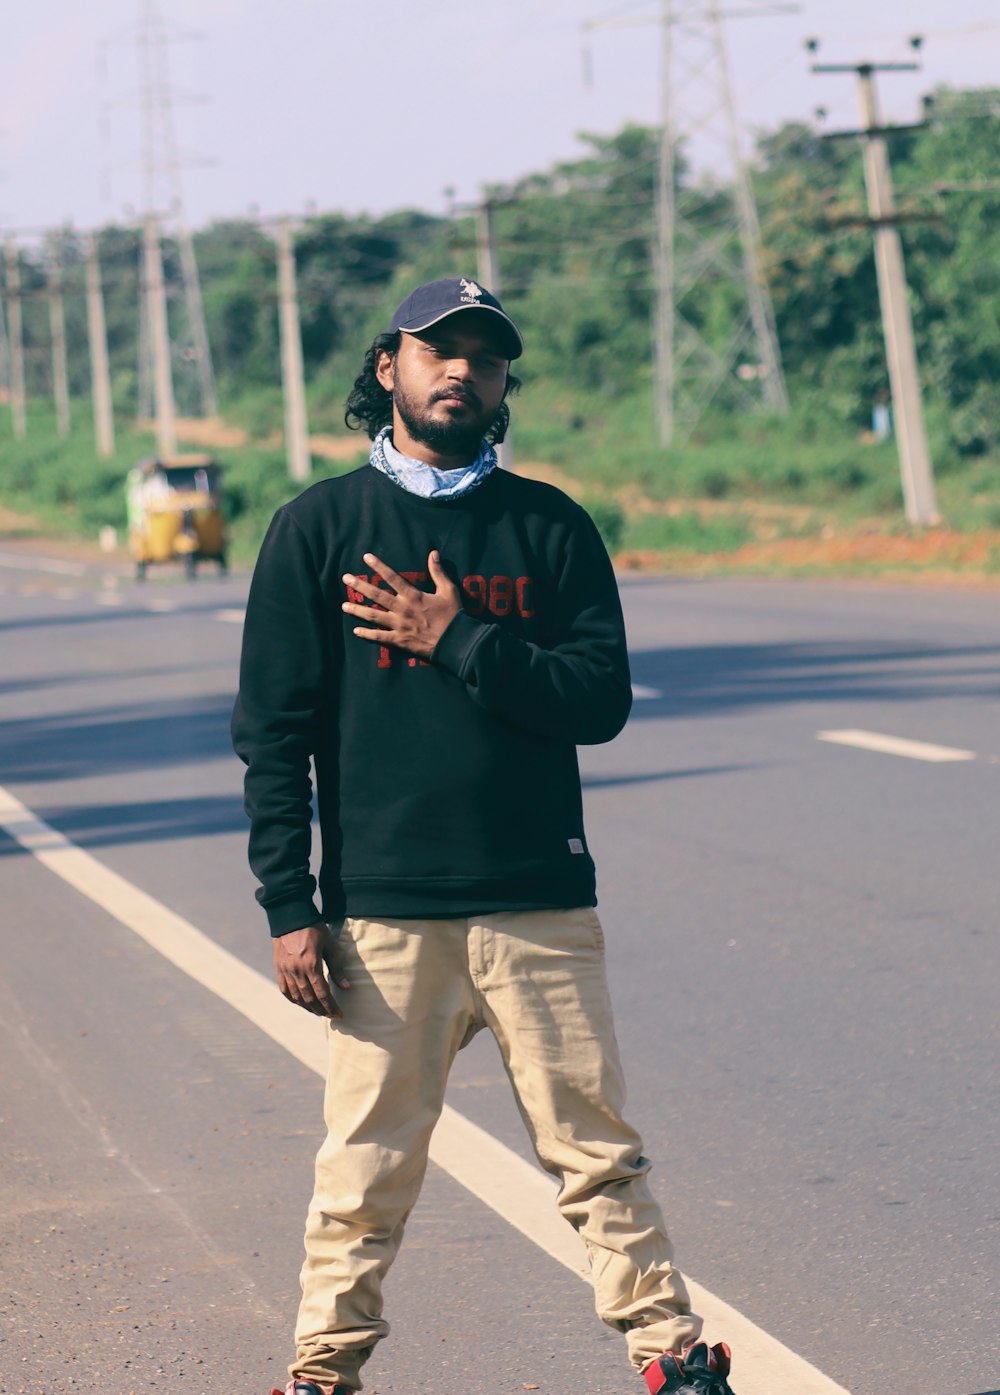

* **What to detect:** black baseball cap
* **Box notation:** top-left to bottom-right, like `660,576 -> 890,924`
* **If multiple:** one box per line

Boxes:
388,277 -> 524,360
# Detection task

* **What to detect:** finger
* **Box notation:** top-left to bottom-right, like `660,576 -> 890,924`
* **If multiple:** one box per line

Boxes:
324,964 -> 350,993
342,600 -> 394,627
277,967 -> 317,1013
427,549 -> 458,596
343,573 -> 395,606
306,970 -> 343,1019
287,966 -> 339,1018
363,552 -> 412,595
322,945 -> 351,990
350,623 -> 397,643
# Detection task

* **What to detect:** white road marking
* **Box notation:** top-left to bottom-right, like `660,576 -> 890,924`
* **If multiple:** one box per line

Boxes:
631,683 -> 662,699
214,608 -> 246,624
96,592 -> 124,607
146,598 -> 178,612
0,551 -> 87,577
817,729 -> 976,763
0,783 -> 849,1395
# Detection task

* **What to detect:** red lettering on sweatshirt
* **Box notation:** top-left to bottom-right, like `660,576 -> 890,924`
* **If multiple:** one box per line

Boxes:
347,570 -> 536,670
463,574 -> 535,619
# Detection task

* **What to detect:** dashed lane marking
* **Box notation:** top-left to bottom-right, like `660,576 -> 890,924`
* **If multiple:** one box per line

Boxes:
0,551 -> 87,577
0,783 -> 849,1395
817,729 -> 976,763
631,683 -> 662,699
214,608 -> 246,624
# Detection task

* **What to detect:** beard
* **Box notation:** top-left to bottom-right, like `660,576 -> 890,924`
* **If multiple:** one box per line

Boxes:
392,378 -> 499,458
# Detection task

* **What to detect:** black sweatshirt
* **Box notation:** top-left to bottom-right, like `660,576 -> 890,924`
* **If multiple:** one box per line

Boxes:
231,463 -> 633,935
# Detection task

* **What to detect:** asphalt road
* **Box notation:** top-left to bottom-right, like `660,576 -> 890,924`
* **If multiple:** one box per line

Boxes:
0,542 -> 997,1395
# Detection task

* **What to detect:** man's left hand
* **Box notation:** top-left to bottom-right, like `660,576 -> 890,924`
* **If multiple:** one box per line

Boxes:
342,550 -> 461,659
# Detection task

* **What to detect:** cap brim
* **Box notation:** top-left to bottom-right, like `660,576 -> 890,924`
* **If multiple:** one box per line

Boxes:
397,304 -> 523,360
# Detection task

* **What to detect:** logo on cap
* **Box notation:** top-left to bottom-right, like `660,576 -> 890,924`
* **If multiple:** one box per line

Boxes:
460,278 -> 484,304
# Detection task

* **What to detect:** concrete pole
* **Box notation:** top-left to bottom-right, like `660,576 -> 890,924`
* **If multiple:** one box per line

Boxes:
652,0 -> 675,447
47,260 -> 71,437
476,198 -> 512,470
476,200 -> 499,295
5,240 -> 27,439
857,67 -> 939,526
143,212 -> 177,457
0,288 -> 10,405
275,218 -> 311,483
177,224 -> 218,417
137,290 -> 153,423
85,234 -> 116,458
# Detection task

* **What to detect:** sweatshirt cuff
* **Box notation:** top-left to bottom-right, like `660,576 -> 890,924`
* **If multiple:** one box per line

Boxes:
432,609 -> 489,680
265,896 -> 324,938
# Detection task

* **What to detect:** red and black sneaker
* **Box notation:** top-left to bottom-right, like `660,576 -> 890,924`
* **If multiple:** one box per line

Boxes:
644,1341 -> 735,1395
270,1383 -> 354,1395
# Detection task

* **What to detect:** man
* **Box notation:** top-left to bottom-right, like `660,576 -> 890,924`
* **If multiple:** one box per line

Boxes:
232,277 -> 736,1395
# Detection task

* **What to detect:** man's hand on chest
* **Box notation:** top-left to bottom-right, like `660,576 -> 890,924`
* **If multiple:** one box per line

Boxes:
342,549 -> 461,661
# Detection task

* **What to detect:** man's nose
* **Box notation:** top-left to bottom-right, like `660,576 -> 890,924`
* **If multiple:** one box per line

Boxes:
445,356 -> 474,380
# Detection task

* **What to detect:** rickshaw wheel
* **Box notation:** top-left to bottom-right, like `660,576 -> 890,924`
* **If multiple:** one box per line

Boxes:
136,560 -> 147,581
185,553 -> 198,581
218,553 -> 228,575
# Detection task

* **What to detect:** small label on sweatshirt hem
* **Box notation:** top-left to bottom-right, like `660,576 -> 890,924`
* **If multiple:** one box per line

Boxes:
567,838 -> 585,854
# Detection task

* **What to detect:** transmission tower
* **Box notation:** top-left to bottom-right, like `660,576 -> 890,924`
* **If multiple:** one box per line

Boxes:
105,0 -> 217,421
589,1 -> 793,445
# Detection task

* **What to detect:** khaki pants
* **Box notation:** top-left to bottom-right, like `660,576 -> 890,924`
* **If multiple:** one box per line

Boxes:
292,909 -> 700,1390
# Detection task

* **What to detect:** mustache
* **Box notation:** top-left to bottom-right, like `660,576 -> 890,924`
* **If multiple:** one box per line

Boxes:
432,386 -> 481,410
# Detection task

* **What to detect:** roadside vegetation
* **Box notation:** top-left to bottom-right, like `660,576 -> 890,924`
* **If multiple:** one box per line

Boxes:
2,87 -> 998,580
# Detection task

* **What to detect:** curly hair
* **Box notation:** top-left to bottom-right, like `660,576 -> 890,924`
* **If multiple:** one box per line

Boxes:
344,331 -> 521,444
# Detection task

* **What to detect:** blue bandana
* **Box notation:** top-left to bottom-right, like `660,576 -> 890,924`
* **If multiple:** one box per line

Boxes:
369,426 -> 498,500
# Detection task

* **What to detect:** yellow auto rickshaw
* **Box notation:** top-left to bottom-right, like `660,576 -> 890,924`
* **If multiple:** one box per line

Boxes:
127,455 -> 228,580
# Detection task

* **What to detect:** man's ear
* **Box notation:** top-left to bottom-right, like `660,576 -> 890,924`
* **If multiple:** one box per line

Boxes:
375,348 -> 396,393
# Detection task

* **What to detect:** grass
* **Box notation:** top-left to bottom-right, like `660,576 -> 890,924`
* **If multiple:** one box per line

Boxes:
3,392 -> 1000,580
621,510 -> 756,553
0,406 -> 361,566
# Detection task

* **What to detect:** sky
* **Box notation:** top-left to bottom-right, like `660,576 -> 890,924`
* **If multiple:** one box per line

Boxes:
2,0 -> 999,238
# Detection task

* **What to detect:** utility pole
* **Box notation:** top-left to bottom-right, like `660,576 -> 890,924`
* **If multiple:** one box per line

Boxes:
85,234 -> 116,458
652,4 -> 675,447
812,44 -> 940,526
476,196 -> 513,469
476,199 -> 499,295
275,218 -> 311,483
137,286 -> 153,422
0,287 -> 10,407
176,225 -> 217,415
4,239 -> 27,439
143,212 -> 177,457
47,257 -> 71,438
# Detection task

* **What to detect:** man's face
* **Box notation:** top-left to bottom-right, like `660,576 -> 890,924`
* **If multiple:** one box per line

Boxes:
376,311 -> 510,457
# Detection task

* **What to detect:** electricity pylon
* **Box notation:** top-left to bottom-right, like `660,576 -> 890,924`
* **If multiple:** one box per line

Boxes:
105,0 -> 217,421
587,1 -> 793,445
